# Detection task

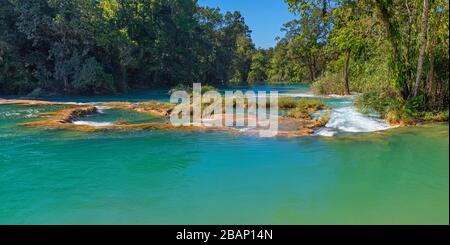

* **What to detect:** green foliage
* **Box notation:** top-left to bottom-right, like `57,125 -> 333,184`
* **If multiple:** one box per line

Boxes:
296,99 -> 328,111
0,0 -> 256,95
73,58 -> 115,94
311,71 -> 346,95
316,112 -> 331,126
354,87 -> 401,115
422,111 -> 449,122
267,41 -> 302,83
281,98 -> 328,119
355,91 -> 420,125
406,94 -> 427,112
0,45 -> 29,95
244,2 -> 331,85
287,0 -> 448,121
278,97 -> 300,109
287,107 -> 311,119
312,48 -> 392,96
248,49 -> 271,83
355,89 -> 448,124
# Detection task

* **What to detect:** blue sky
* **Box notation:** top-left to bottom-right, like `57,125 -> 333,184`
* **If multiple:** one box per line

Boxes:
198,0 -> 297,48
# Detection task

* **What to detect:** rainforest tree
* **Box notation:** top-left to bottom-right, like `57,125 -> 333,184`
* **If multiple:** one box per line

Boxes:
284,0 -> 448,119
0,0 -> 255,95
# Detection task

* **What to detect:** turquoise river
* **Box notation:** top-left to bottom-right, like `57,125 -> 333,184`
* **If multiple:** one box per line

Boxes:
0,85 -> 448,224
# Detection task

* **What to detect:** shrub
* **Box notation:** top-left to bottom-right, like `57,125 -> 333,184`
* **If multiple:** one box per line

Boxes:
279,97 -> 328,111
287,107 -> 310,119
422,111 -> 449,122
384,104 -> 414,125
285,99 -> 329,119
317,112 -> 331,127
311,72 -> 347,95
296,99 -> 329,112
355,87 -> 449,125
73,58 -> 115,95
278,97 -> 300,109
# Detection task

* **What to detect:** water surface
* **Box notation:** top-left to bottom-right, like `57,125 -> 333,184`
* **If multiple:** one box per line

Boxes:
0,86 -> 448,224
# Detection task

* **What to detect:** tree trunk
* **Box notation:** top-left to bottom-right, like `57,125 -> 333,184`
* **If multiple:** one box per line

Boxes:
308,64 -> 315,82
426,50 -> 434,95
344,51 -> 351,95
412,0 -> 430,97
305,56 -> 315,82
311,65 -> 316,82
312,55 -> 317,81
405,0 -> 413,74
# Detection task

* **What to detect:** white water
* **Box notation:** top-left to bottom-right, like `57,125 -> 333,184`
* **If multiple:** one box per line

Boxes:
0,108 -> 42,119
280,93 -> 357,99
94,106 -> 111,114
72,121 -> 113,127
314,106 -> 394,137
281,93 -> 317,98
279,91 -> 394,137
314,127 -> 337,137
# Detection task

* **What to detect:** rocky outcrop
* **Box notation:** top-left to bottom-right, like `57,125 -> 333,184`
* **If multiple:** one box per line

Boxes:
100,101 -> 176,117
22,106 -> 98,128
3,98 -> 331,137
0,99 -> 77,106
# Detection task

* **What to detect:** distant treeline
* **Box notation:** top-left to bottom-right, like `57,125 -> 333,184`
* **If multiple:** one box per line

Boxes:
0,0 -> 276,96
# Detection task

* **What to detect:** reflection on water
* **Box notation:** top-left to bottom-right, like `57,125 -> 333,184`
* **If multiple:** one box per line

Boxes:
0,86 -> 448,224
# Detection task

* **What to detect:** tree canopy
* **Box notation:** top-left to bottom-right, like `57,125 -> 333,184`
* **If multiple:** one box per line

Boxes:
264,0 -> 448,113
0,0 -> 256,95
